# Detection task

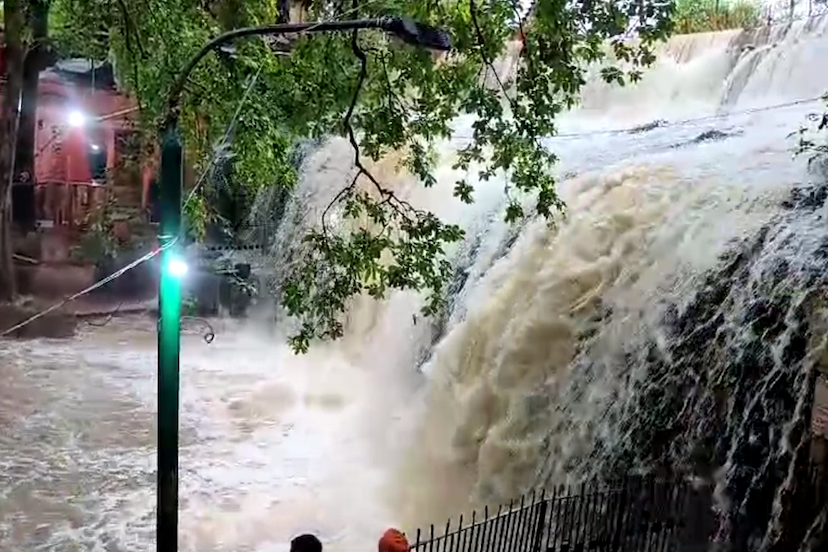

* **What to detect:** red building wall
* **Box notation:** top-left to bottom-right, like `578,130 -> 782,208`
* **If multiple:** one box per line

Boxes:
35,76 -> 136,185
0,42 -> 161,297
14,75 -> 144,228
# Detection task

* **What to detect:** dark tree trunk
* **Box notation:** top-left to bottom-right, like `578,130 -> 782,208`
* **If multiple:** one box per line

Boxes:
15,1 -> 52,189
0,0 -> 27,301
277,0 -> 291,22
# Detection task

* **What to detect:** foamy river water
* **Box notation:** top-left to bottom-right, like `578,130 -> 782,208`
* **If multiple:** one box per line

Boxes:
0,316 -> 415,552
4,14 -> 828,552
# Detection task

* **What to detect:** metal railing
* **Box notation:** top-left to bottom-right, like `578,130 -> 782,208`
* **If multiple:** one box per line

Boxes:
409,476 -> 694,552
409,464 -> 828,552
30,180 -> 107,228
199,222 -> 278,253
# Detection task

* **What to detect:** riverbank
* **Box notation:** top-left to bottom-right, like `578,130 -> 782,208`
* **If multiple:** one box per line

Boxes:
0,296 -> 156,339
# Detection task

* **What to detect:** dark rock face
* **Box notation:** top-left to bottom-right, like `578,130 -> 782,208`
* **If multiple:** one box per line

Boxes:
187,263 -> 257,318
412,178 -> 828,551
564,183 -> 828,551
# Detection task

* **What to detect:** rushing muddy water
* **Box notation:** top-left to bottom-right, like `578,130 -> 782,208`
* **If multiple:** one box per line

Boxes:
3,15 -> 828,552
0,316 -> 418,551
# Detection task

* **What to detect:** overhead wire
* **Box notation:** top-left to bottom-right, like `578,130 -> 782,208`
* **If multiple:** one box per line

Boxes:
542,95 -> 825,140
453,9 -> 828,142
0,67 -> 263,339
81,302 -> 124,327
181,316 -> 216,343
0,243 -> 172,337
184,64 -> 264,209
81,306 -> 216,344
0,0 -> 391,340
4,6 -> 826,337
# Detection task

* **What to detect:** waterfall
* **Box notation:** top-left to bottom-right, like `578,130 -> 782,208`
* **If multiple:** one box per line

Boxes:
243,15 -> 828,550
4,14 -> 828,552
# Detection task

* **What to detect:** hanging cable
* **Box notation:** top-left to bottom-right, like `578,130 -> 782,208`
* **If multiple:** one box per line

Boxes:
0,0 -> 390,339
0,0 -> 390,343
0,68 -> 264,339
452,96 -> 825,142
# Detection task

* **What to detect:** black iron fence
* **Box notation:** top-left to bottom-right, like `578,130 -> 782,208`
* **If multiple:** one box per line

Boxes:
409,465 -> 828,552
199,222 -> 279,253
408,475 -> 700,552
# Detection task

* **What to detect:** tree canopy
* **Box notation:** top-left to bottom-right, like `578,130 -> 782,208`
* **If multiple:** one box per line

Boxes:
671,0 -> 761,33
39,0 -> 674,352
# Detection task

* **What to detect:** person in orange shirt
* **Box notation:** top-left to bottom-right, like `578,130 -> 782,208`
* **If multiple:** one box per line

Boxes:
378,528 -> 410,552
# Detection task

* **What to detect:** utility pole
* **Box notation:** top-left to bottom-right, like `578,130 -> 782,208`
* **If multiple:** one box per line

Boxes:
155,16 -> 451,552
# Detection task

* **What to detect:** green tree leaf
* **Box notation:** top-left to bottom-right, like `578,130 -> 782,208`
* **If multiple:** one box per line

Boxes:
46,0 -> 675,352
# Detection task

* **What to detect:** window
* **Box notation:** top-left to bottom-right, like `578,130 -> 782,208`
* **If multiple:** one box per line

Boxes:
86,125 -> 108,183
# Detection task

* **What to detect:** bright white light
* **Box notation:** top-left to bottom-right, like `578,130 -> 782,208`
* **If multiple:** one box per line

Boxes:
167,258 -> 188,277
68,110 -> 86,127
90,144 -> 100,151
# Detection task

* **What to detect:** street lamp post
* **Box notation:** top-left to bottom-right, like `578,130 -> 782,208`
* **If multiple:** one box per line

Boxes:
156,15 -> 450,552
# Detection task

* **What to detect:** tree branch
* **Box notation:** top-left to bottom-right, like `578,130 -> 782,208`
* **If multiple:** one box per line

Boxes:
114,0 -> 148,112
116,0 -> 148,60
362,45 -> 404,123
469,0 -> 518,116
331,0 -> 424,228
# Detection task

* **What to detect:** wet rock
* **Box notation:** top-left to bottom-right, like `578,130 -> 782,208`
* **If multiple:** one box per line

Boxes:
781,183 -> 828,211
690,129 -> 738,143
671,129 -> 744,149
628,119 -> 668,134
542,193 -> 828,550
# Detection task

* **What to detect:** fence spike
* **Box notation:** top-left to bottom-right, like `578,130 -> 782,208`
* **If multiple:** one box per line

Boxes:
590,477 -> 609,550
634,476 -> 653,552
497,500 -> 513,552
408,477 -> 706,552
467,510 -> 475,552
481,505 -> 491,552
513,494 -> 529,551
544,484 -> 559,549
457,514 -> 465,552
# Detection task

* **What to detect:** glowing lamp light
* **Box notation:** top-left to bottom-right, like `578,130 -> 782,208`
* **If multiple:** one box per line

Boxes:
166,257 -> 188,278
152,18 -> 454,552
68,110 -> 86,127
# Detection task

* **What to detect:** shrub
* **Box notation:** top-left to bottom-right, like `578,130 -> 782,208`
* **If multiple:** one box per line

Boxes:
673,0 -> 763,33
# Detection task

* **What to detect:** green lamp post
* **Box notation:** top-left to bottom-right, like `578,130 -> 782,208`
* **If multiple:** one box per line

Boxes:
155,125 -> 186,552
156,16 -> 451,552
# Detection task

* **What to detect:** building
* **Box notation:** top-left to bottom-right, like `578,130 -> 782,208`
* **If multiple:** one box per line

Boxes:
14,58 -> 143,229
0,43 -> 156,297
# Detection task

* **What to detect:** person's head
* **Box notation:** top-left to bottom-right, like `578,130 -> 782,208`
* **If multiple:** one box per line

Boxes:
378,528 -> 409,552
290,533 -> 323,552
